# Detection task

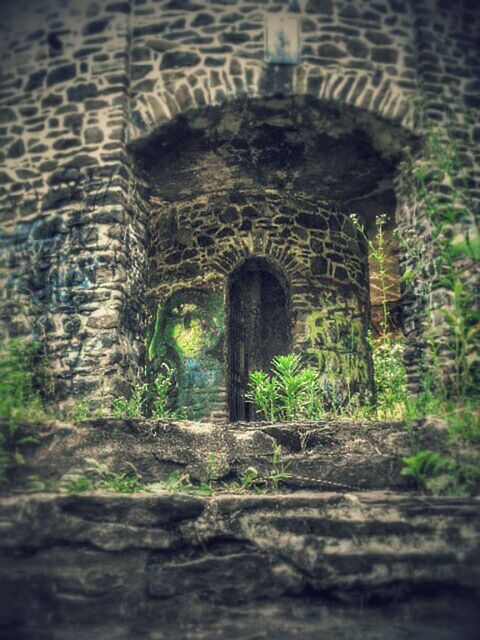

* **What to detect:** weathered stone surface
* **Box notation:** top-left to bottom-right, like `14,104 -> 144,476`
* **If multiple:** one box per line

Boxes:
7,139 -> 25,158
192,12 -> 215,27
46,63 -> 76,86
0,491 -> 479,638
318,43 -> 347,58
0,107 -> 16,123
24,70 -> 46,92
84,126 -> 104,144
160,51 -> 201,69
67,83 -> 98,102
371,46 -> 399,64
306,0 -> 333,14
82,18 -> 110,36
6,418 -> 428,491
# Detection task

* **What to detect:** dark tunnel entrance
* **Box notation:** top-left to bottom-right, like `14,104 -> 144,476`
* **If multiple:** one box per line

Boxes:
228,258 -> 290,422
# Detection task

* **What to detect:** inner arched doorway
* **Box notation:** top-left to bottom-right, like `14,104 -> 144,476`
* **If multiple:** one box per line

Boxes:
228,258 -> 290,422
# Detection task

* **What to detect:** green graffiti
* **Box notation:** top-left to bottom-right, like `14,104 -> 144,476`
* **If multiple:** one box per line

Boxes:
302,304 -> 371,404
147,288 -> 226,419
173,309 -> 203,358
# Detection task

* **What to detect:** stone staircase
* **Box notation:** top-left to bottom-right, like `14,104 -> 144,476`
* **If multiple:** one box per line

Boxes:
1,418 -> 479,639
0,491 -> 479,639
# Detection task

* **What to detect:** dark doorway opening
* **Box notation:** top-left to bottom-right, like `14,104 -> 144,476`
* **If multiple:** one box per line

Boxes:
228,258 -> 290,422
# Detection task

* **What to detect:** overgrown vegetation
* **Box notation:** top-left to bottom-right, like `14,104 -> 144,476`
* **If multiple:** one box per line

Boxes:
246,354 -> 325,421
26,446 -> 292,496
58,458 -> 145,494
247,349 -> 406,423
0,339 -> 52,486
110,364 -> 185,420
353,212 -> 409,421
246,214 -> 410,424
396,120 -> 480,495
245,141 -> 479,495
149,446 -> 292,496
1,119 -> 478,499
401,450 -> 479,497
72,400 -> 104,422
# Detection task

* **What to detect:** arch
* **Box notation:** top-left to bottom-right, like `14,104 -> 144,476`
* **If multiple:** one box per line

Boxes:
221,239 -> 304,285
129,65 -> 419,145
132,82 -> 424,419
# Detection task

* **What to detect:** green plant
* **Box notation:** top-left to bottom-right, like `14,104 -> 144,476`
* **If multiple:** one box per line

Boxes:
151,364 -> 174,419
400,121 -> 479,402
446,402 -> 480,443
306,303 -> 370,413
148,447 -> 292,497
110,364 -> 180,420
272,355 -> 310,420
369,214 -> 390,338
349,214 -> 410,420
111,382 -> 148,419
149,469 -> 214,496
265,444 -> 292,491
247,354 -> 325,422
26,475 -> 55,492
59,458 -> 145,494
223,446 -> 291,494
401,450 -> 479,496
247,371 -> 278,421
441,279 -> 480,400
222,467 -> 261,494
206,452 -> 219,484
247,343 -> 407,423
69,399 -> 105,423
369,333 -> 409,420
0,339 -> 50,422
72,400 -> 90,423
393,120 -> 480,497
240,466 -> 260,490
300,367 -> 326,420
159,470 -> 191,492
0,339 -> 52,486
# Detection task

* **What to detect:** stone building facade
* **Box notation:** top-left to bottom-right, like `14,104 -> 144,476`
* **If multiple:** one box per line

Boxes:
0,0 -> 478,419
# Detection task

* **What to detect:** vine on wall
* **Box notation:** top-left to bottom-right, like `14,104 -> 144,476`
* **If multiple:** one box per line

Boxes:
399,118 -> 480,401
393,112 -> 480,495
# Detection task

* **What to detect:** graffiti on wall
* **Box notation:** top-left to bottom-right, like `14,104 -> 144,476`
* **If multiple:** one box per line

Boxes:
147,288 -> 225,419
302,303 -> 372,407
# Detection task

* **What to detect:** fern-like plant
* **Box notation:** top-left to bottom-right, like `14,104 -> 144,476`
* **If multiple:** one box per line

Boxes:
247,370 -> 278,421
111,382 -> 148,419
247,354 -> 324,422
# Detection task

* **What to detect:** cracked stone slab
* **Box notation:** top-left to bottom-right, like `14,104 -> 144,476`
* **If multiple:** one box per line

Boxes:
5,418 -> 427,491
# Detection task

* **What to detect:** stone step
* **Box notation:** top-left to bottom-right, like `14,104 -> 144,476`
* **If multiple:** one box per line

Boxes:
6,417 -> 441,491
1,490 -> 479,638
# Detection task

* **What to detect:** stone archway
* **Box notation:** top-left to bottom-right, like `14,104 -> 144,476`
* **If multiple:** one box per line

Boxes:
132,95 -> 420,420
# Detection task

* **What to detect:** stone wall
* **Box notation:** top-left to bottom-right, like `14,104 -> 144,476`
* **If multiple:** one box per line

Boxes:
0,0 -> 478,409
0,0 -> 148,400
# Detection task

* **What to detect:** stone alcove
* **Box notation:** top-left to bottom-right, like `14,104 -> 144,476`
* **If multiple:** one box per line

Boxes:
132,95 -> 417,421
